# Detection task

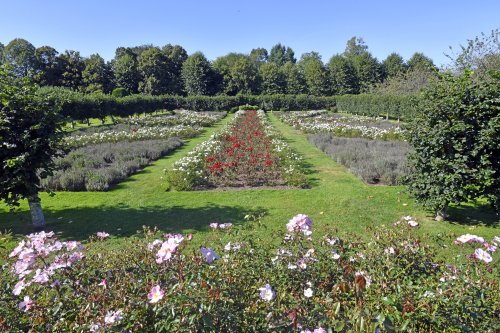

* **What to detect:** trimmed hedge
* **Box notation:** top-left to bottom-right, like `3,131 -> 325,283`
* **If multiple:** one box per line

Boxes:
336,94 -> 420,120
37,87 -> 419,121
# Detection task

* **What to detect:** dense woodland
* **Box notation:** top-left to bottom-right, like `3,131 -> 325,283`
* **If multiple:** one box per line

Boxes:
0,37 -> 436,97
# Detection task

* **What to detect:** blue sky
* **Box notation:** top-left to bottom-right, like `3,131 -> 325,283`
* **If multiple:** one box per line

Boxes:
1,0 -> 498,66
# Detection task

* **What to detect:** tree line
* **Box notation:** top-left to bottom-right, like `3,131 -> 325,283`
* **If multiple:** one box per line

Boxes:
0,37 -> 436,97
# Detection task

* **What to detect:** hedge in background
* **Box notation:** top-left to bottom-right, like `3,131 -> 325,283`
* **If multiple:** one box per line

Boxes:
336,94 -> 420,121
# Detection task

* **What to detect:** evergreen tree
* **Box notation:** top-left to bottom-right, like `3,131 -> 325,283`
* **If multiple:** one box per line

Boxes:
327,54 -> 358,94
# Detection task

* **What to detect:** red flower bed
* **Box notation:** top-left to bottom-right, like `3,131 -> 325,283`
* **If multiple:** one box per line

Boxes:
205,110 -> 285,187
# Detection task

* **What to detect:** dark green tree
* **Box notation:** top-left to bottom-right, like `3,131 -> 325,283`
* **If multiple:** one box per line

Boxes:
407,52 -> 436,72
162,44 -> 188,94
3,38 -> 37,77
282,61 -> 306,94
344,36 -> 369,58
0,42 -> 5,63
269,44 -> 296,66
327,54 -> 358,94
405,70 -> 500,219
58,50 -> 85,91
113,50 -> 141,94
250,47 -> 268,66
181,52 -> 215,96
212,53 -> 248,95
259,62 -> 285,94
351,52 -> 382,92
0,66 -> 64,229
34,46 -> 62,86
82,54 -> 113,93
298,52 -> 329,96
227,57 -> 260,95
382,52 -> 406,79
138,47 -> 170,95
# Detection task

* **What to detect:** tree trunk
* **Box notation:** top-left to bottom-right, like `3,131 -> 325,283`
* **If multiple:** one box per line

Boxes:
28,194 -> 46,231
71,120 -> 75,129
435,205 -> 448,221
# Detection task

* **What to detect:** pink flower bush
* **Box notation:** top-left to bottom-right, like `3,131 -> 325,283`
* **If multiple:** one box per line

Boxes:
455,234 -> 485,244
154,234 -> 184,264
286,214 -> 313,236
104,310 -> 123,325
474,248 -> 493,263
148,285 -> 165,304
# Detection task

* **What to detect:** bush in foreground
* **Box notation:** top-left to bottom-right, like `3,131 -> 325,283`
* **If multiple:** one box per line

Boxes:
0,214 -> 498,332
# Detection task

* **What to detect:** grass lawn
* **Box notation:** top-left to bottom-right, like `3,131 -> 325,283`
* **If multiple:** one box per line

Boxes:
1,112 -> 498,257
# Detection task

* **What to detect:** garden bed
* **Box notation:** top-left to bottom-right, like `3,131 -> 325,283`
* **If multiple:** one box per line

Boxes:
167,110 -> 309,190
308,133 -> 410,185
276,110 -> 404,140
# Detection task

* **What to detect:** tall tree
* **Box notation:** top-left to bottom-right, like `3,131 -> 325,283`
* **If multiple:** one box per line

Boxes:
298,52 -> 329,96
250,47 -> 268,66
0,42 -> 5,64
181,52 -> 215,96
113,49 -> 141,94
382,52 -> 406,79
327,54 -> 358,94
344,36 -> 369,58
212,53 -> 247,95
138,47 -> 170,95
352,52 -> 382,92
0,66 -> 64,230
407,52 -> 435,72
82,53 -> 112,93
34,46 -> 61,86
227,57 -> 260,95
282,61 -> 306,94
259,62 -> 285,94
269,44 -> 296,66
3,38 -> 37,77
162,44 -> 188,94
57,50 -> 85,91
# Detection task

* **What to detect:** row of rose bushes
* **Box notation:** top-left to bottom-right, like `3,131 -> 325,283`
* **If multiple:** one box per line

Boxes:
1,214 -> 498,332
166,110 -> 309,190
276,111 -> 404,141
65,111 -> 226,148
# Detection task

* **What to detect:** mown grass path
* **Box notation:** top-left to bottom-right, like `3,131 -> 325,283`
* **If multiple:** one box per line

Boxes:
0,113 -> 497,253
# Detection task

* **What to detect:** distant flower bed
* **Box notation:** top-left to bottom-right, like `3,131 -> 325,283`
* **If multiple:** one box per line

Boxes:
277,111 -> 404,140
309,133 -> 411,185
65,110 -> 226,148
167,110 -> 308,190
1,215 -> 497,332
42,138 -> 183,191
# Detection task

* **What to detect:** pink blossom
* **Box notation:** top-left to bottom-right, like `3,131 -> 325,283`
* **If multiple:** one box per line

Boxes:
19,296 -> 34,312
474,248 -> 493,263
407,220 -> 419,227
455,234 -> 485,244
13,279 -> 26,295
209,223 -> 218,229
98,279 -> 107,287
9,240 -> 26,258
32,268 -> 51,284
96,232 -> 110,240
148,285 -> 165,304
187,234 -> 193,241
104,310 -> 123,325
286,214 -> 313,236
147,239 -> 163,251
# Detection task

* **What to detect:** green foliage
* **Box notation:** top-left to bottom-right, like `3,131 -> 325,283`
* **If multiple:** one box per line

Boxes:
181,52 -> 215,96
268,43 -> 296,66
82,54 -> 113,93
3,38 -> 37,77
405,70 -> 500,217
161,44 -> 188,95
382,52 -> 406,79
299,52 -> 330,96
259,62 -> 286,95
138,47 -> 171,95
33,46 -> 61,86
281,61 -> 306,94
111,87 -> 127,98
58,50 -> 85,91
407,52 -> 436,72
112,52 -> 141,94
0,66 -> 64,207
336,94 -> 419,120
328,54 -> 358,95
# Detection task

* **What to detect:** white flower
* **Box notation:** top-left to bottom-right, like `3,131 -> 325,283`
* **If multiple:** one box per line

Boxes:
259,284 -> 275,301
304,287 -> 313,298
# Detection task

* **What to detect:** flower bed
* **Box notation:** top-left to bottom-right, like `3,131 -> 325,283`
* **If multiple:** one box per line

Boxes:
65,111 -> 226,148
167,110 -> 308,190
277,111 -> 404,141
41,138 -> 183,191
1,215 -> 497,332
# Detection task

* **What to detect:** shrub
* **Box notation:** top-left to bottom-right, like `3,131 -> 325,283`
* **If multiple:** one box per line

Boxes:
111,88 -> 127,98
1,215 -> 498,332
309,133 -> 410,185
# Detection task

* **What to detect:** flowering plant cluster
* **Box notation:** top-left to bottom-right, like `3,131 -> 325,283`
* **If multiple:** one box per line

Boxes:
277,111 -> 404,140
167,110 -> 309,190
1,216 -> 497,332
64,110 -> 226,148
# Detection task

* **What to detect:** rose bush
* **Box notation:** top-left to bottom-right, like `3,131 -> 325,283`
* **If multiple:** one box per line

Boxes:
1,214 -> 498,332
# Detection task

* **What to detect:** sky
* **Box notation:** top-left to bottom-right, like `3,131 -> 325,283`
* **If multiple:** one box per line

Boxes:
1,0 -> 499,66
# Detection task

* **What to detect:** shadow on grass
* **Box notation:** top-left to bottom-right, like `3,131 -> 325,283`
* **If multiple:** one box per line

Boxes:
0,204 -> 267,241
447,203 -> 499,227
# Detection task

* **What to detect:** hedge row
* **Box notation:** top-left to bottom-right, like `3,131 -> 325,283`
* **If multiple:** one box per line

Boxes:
37,87 -> 419,121
336,94 -> 420,120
